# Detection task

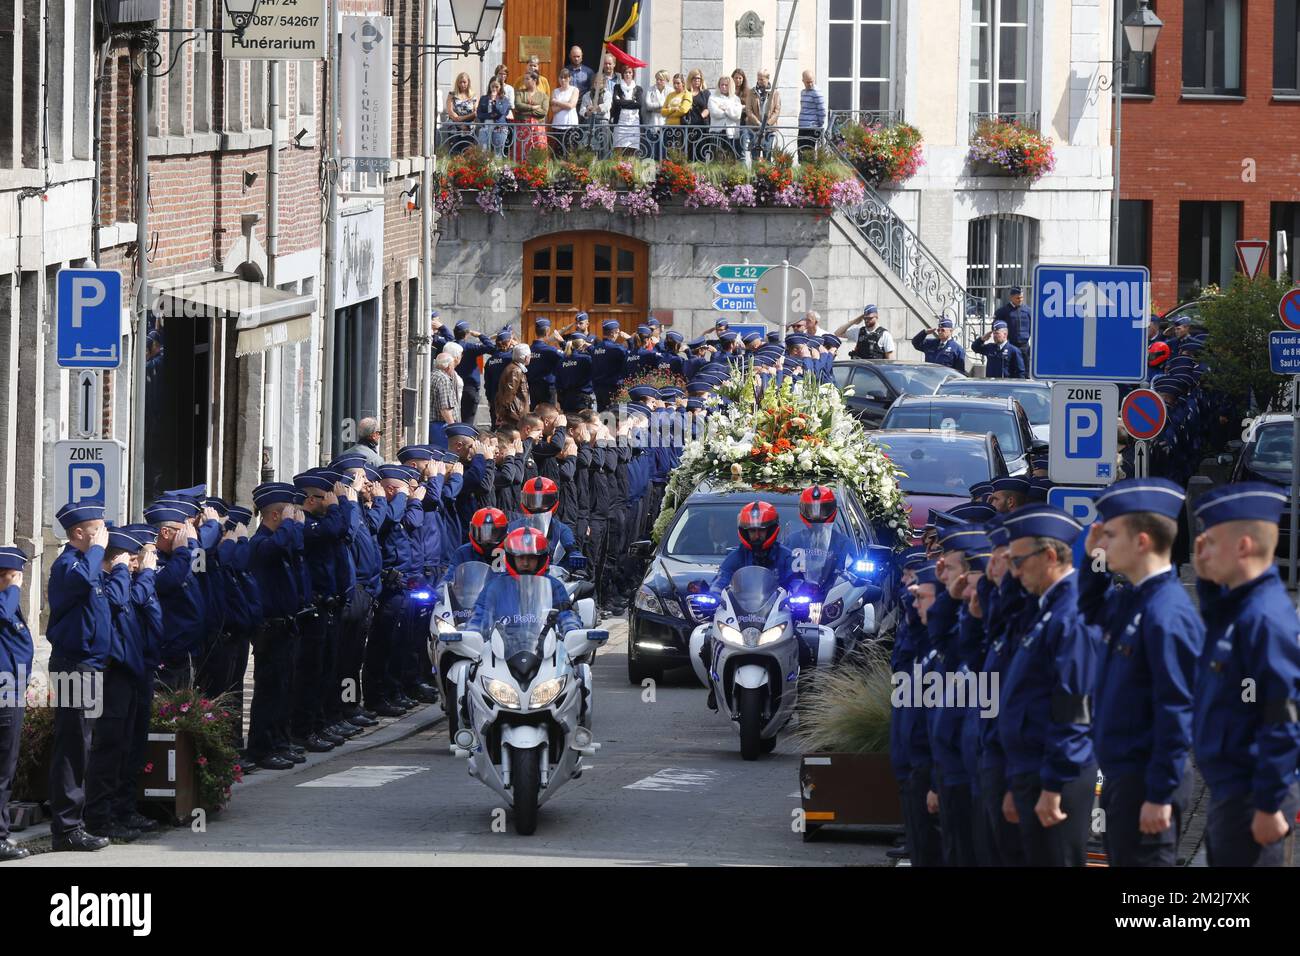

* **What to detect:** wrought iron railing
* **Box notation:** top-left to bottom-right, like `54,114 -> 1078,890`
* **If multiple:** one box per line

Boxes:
819,118 -> 987,329
826,109 -> 904,138
968,110 -> 1041,138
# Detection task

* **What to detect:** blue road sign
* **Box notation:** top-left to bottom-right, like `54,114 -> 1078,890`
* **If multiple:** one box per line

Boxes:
1031,264 -> 1148,381
1047,486 -> 1104,568
1270,331 -> 1300,374
1049,383 -> 1118,485
714,280 -> 757,296
57,268 -> 122,369
713,296 -> 756,312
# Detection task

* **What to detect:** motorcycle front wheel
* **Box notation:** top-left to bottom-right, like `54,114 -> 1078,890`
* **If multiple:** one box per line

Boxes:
738,686 -> 766,761
511,746 -> 542,835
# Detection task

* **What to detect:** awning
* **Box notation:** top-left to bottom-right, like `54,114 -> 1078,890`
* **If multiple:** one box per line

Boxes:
150,271 -> 317,356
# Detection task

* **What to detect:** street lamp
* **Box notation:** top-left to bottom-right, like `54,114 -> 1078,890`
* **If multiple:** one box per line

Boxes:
449,0 -> 492,44
222,0 -> 262,34
473,0 -> 504,54
1123,0 -> 1163,58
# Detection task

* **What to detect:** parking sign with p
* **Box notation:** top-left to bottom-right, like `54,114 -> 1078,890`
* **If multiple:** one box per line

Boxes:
53,440 -> 124,534
1049,383 -> 1118,485
56,268 -> 122,369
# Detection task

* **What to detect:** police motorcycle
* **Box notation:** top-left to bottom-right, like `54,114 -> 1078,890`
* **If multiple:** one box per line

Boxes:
688,565 -> 828,760
430,561 -> 492,742
786,525 -> 890,663
517,510 -> 599,635
447,535 -> 608,835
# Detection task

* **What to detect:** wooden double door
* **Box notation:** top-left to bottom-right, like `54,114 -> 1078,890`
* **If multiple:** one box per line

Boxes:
522,230 -> 649,341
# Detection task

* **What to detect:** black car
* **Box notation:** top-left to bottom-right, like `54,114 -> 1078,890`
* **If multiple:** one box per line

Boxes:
627,480 -> 895,684
880,394 -> 1044,476
832,360 -> 967,428
1223,414 -> 1294,561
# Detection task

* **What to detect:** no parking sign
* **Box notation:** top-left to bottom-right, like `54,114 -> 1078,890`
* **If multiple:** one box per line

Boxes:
1120,388 -> 1167,441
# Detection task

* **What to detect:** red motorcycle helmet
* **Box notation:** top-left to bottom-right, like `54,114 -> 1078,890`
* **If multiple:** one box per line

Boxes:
737,501 -> 780,552
521,476 -> 560,515
469,507 -> 509,556
1148,340 -> 1171,368
502,527 -> 551,578
799,485 -> 837,526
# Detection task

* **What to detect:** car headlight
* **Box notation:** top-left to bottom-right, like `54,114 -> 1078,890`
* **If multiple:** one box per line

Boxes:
758,625 -> 786,645
634,586 -> 664,615
529,677 -> 566,708
822,599 -> 843,624
719,624 -> 745,646
436,617 -> 456,634
485,678 -> 520,709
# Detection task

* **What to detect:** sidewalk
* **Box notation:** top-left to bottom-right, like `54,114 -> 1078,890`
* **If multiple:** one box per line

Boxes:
9,703 -> 445,854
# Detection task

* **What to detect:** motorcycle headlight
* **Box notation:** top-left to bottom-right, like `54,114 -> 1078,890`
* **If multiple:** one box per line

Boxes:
436,617 -> 456,634
687,593 -> 719,621
758,625 -> 786,645
719,624 -> 745,646
485,678 -> 520,709
634,586 -> 664,615
529,677 -> 566,708
821,599 -> 843,624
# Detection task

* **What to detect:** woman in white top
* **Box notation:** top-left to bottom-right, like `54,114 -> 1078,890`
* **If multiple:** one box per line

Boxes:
610,66 -> 643,155
708,75 -> 743,157
551,68 -> 581,157
642,69 -> 669,160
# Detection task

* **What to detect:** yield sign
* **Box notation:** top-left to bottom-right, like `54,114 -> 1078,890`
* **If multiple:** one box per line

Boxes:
1235,239 -> 1270,279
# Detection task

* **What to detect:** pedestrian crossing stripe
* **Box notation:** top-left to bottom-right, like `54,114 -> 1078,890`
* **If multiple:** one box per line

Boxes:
297,766 -> 428,788
624,768 -> 719,792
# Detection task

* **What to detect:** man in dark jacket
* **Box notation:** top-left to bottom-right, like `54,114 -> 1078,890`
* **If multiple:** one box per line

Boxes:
494,344 -> 531,431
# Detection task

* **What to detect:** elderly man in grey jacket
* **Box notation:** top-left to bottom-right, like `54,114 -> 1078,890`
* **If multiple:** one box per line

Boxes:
342,416 -> 384,466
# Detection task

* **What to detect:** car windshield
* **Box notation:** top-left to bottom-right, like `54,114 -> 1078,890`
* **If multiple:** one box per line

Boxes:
1246,423 -> 1292,473
663,497 -> 851,558
882,403 -> 1023,455
873,363 -> 958,395
937,382 -> 1050,426
869,435 -> 997,495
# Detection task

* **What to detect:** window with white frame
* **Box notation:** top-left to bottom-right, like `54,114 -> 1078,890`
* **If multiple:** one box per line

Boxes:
969,0 -> 1031,118
298,60 -> 317,137
966,214 -> 1038,317
826,0 -> 894,113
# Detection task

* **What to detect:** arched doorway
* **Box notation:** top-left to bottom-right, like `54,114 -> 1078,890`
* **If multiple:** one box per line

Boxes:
522,230 -> 648,340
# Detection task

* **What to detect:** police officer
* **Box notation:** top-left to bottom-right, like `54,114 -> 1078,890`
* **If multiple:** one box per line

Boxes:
483,327 -> 516,427
993,286 -> 1031,365
443,507 -> 510,583
999,505 -> 1098,866
591,320 -> 629,411
911,318 -> 967,374
364,467 -> 421,719
46,501 -> 113,852
837,304 -> 896,360
511,476 -> 586,573
450,320 -> 496,424
113,525 -> 163,828
528,318 -> 563,409
1191,482 -> 1300,867
447,424 -> 495,531
1079,478 -> 1203,867
989,476 -> 1030,515
904,561 -> 944,866
557,334 -> 595,413
973,321 -> 1027,379
332,458 -> 385,729
145,497 -> 206,690
683,337 -> 714,382
661,330 -> 687,377
0,546 -> 32,860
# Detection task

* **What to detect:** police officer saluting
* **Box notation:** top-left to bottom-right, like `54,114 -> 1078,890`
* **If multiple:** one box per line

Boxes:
993,285 -> 1031,366
1080,478 -> 1203,866
972,320 -> 1026,379
1191,482 -> 1300,866
999,505 -> 1098,866
911,318 -> 966,374
836,304 -> 896,360
0,546 -> 33,860
46,501 -> 113,852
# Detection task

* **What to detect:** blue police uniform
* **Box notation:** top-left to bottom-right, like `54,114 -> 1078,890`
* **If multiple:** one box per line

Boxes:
973,336 -> 1026,379
997,505 -> 1098,867
467,574 -> 581,637
1191,484 -> 1300,867
900,562 -> 944,866
528,339 -> 563,407
0,549 -> 32,851
556,349 -> 595,412
911,327 -> 967,374
591,332 -> 628,410
710,544 -> 797,593
455,330 -> 496,422
994,294 -> 1031,350
440,542 -> 504,585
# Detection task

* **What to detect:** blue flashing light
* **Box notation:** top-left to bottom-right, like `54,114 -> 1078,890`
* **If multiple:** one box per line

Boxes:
789,594 -> 813,605
854,559 -> 876,575
410,589 -> 433,602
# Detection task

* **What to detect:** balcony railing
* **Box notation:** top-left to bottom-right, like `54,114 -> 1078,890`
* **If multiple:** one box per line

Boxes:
968,110 -> 1041,138
826,109 -> 904,139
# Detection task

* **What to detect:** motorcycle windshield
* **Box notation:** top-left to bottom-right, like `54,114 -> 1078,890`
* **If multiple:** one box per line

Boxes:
791,525 -> 836,588
451,562 -> 492,611
728,565 -> 781,618
520,512 -> 553,539
488,574 -> 554,659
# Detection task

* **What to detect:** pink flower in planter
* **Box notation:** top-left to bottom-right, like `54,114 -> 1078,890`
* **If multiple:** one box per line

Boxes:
203,712 -> 215,721
180,703 -> 191,713
198,756 -> 208,766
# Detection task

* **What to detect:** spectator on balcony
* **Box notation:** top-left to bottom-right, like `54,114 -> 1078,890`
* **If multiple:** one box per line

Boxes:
567,46 -> 595,101
445,73 -> 477,152
643,70 -> 669,160
598,52 -> 619,97
476,77 -> 512,155
731,68 -> 752,153
662,73 -> 692,127
611,66 -> 644,156
518,55 -> 551,97
551,68 -> 580,156
708,75 -> 743,158
683,69 -> 710,160
798,69 -> 826,159
579,78 -> 613,158
744,68 -> 781,160
514,72 -> 549,159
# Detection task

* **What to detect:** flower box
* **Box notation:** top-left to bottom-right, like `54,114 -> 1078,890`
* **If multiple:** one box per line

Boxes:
799,752 -> 903,840
137,730 -> 199,825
